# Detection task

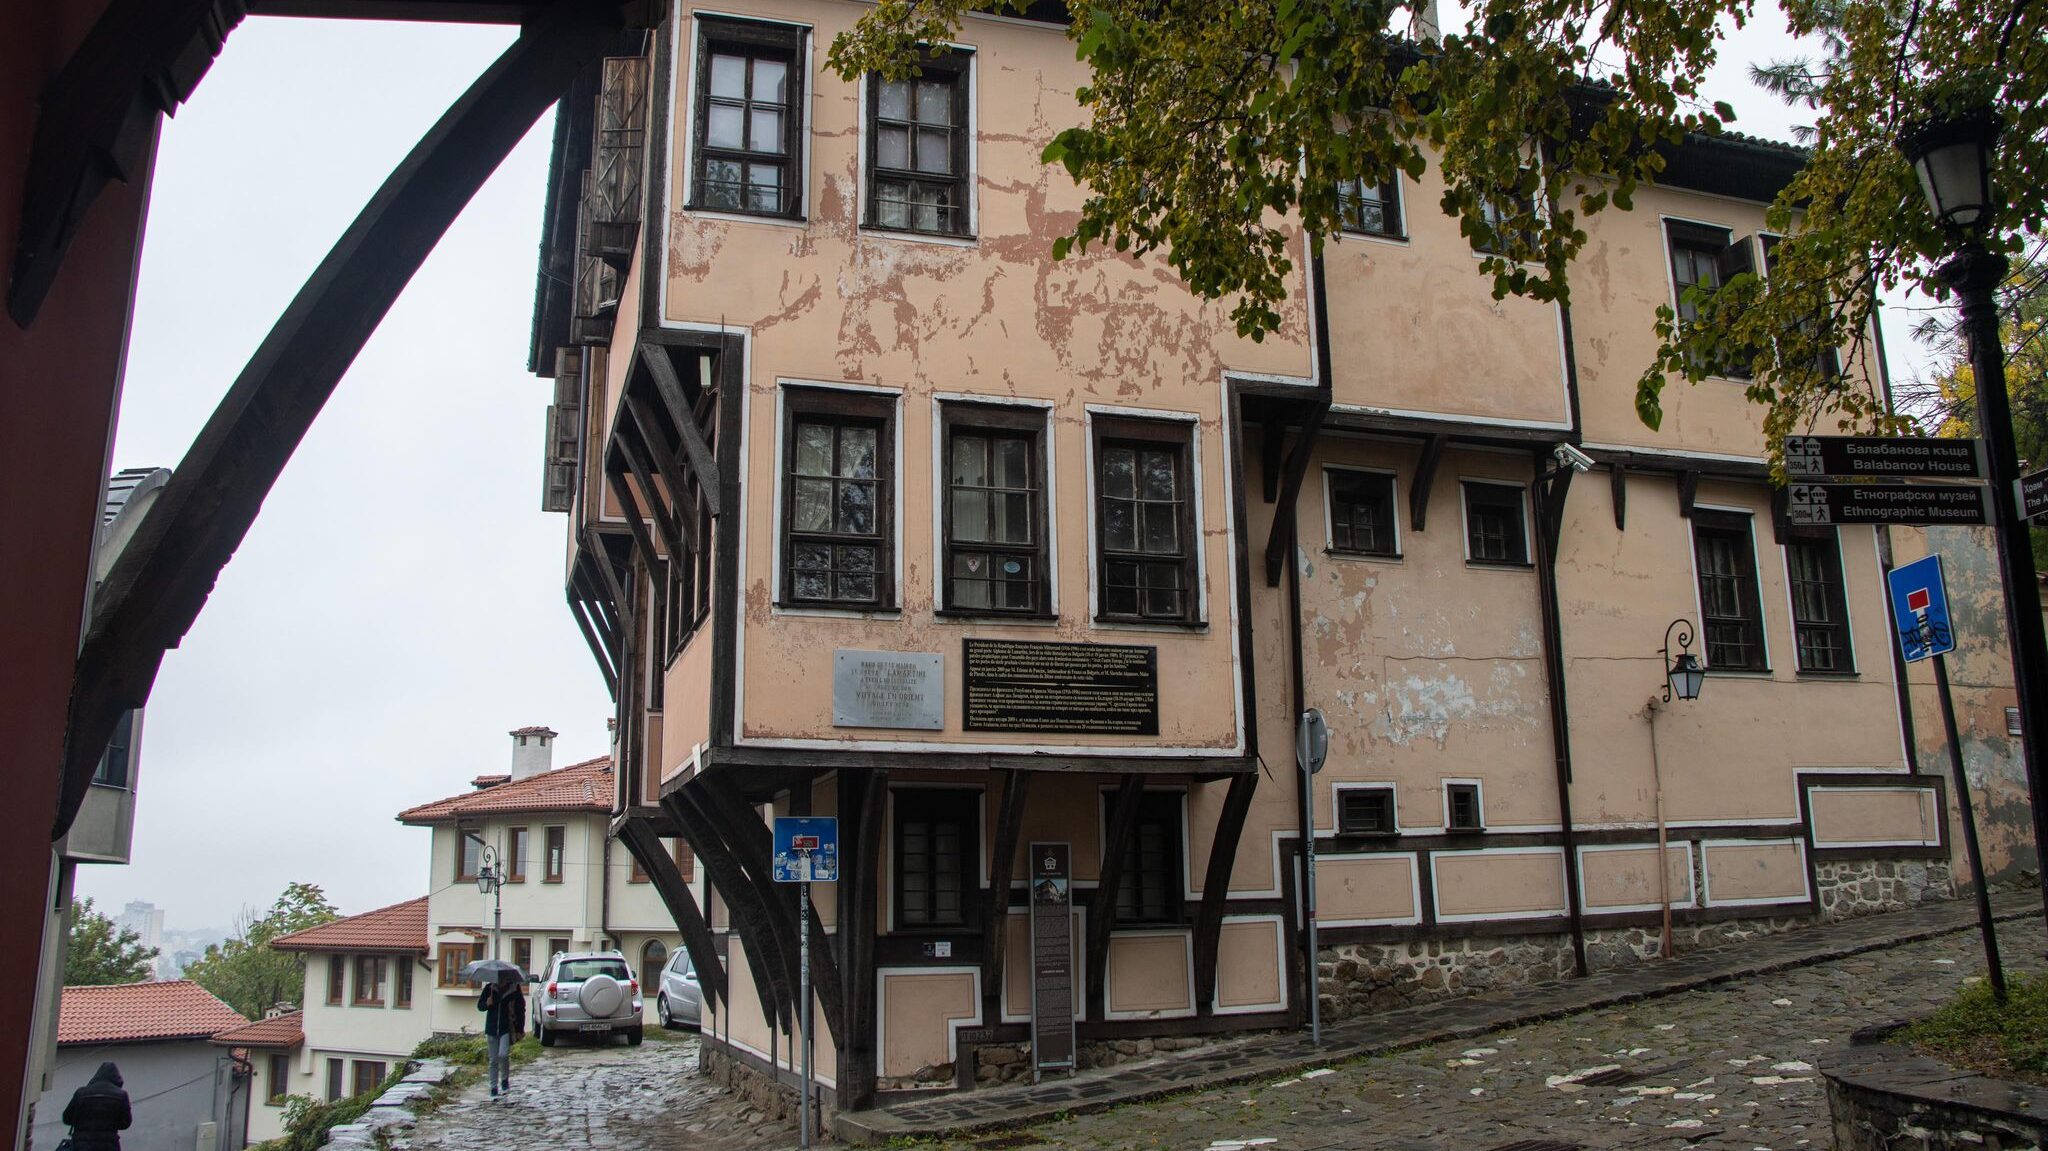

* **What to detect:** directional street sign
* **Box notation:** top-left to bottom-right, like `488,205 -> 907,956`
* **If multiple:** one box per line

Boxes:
2019,466 -> 2048,521
772,816 -> 839,883
1784,435 -> 1986,480
1786,482 -> 1988,526
1887,554 -> 1956,663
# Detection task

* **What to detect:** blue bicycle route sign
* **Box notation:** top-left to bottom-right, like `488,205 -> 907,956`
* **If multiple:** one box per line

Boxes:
1887,554 -> 1956,663
771,816 -> 839,883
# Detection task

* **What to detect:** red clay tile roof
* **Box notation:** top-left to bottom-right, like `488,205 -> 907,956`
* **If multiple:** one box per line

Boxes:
59,981 -> 248,1046
470,774 -> 511,789
396,755 -> 612,825
271,897 -> 429,955
211,1011 -> 304,1050
510,725 -> 557,737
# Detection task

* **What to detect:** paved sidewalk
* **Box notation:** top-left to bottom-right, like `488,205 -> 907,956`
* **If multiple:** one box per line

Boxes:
837,890 -> 2043,1144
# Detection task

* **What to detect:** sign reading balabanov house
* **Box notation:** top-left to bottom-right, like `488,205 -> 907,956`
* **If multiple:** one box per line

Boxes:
832,649 -> 944,730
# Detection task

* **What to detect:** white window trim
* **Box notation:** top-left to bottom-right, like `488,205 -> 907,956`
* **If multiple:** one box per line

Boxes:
1081,404 -> 1210,631
1457,477 -> 1532,567
1320,464 -> 1402,561
1329,781 -> 1401,836
1688,501 -> 1773,673
1781,525 -> 1859,676
1333,173 -> 1411,247
1440,776 -> 1486,832
855,41 -> 980,247
768,378 -> 905,619
927,393 -> 1059,618
883,782 -> 989,932
679,10 -> 816,228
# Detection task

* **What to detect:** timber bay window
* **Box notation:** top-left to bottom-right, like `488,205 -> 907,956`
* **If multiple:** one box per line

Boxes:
1109,791 -> 1185,925
782,389 -> 895,608
1337,176 -> 1402,239
1462,481 -> 1529,565
942,404 -> 1048,614
1094,417 -> 1199,623
437,943 -> 478,989
1787,528 -> 1853,674
894,789 -> 980,929
1693,510 -> 1767,671
1326,468 -> 1398,558
690,18 -> 805,218
1337,786 -> 1397,836
865,51 -> 971,236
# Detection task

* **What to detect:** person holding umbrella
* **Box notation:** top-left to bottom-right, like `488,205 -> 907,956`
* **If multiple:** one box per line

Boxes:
475,965 -> 526,1099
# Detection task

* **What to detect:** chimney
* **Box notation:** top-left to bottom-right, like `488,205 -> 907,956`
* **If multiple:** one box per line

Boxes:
509,726 -> 558,780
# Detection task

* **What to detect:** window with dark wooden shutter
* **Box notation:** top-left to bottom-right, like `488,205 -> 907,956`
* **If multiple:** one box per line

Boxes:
1463,481 -> 1529,565
943,404 -> 1049,615
894,789 -> 979,929
1337,787 -> 1397,835
1110,791 -> 1184,925
1327,469 -> 1398,557
1787,527 -> 1853,674
1693,511 -> 1768,671
690,18 -> 805,219
1337,177 -> 1402,239
782,388 -> 896,608
865,52 -> 972,236
1762,235 -> 1843,380
1094,417 -> 1199,623
1666,222 -> 1757,379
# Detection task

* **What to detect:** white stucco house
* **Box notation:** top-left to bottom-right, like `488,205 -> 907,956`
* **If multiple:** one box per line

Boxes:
268,897 -> 434,1114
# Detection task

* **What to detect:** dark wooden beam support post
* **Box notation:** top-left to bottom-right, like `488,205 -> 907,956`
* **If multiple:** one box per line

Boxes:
1192,772 -> 1259,1016
1085,774 -> 1146,1021
566,592 -> 619,697
666,787 -> 794,1028
1610,463 -> 1628,531
640,342 -> 722,515
1677,469 -> 1701,518
617,818 -> 725,1008
1409,433 -> 1447,533
617,428 -> 685,560
1264,402 -> 1330,586
1261,419 -> 1286,503
55,8 -> 626,836
836,767 -> 888,1111
623,391 -> 699,551
981,769 -> 1032,1022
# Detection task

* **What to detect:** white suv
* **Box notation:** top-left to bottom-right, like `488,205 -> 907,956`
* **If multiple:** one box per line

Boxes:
530,951 -> 643,1046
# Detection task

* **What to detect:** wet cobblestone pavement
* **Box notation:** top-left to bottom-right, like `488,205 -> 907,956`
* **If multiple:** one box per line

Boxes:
930,914 -> 2045,1151
398,1032 -> 793,1151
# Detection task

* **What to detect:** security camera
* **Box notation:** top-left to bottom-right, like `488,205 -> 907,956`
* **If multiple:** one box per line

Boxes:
1552,442 -> 1595,474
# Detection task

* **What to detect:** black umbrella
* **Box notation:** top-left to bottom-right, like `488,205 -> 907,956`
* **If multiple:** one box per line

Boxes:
460,958 -> 524,985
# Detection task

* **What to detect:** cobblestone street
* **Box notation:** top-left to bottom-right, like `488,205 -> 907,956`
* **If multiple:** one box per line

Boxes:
399,1032 -> 792,1151
938,916 -> 2046,1151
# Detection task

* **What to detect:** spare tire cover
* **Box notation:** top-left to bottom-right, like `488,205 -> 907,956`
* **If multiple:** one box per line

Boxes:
579,974 -> 624,1017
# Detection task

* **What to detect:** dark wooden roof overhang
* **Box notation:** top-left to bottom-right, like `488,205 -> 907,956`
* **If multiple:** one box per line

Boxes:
52,7 -> 630,840
681,745 -> 1256,804
1582,445 -> 1777,537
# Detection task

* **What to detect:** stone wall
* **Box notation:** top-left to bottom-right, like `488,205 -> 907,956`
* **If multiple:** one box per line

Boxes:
1823,1042 -> 2048,1151
1816,860 -> 1956,922
700,1047 -> 836,1132
971,1036 -> 1214,1086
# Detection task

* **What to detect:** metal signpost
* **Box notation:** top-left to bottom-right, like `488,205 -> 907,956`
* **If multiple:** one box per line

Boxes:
1886,557 -> 2004,999
1296,708 -> 1329,1046
772,816 -> 839,1147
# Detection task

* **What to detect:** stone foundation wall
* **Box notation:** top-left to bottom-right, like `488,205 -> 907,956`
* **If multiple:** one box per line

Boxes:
972,1036 -> 1214,1086
1816,860 -> 1955,922
700,1046 -> 837,1133
1824,1043 -> 2048,1151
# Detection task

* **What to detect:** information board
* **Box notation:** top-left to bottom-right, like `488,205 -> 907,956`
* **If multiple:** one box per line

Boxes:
1783,435 -> 1985,480
962,639 -> 1159,735
1028,843 -> 1075,1075
1786,482 -> 1988,526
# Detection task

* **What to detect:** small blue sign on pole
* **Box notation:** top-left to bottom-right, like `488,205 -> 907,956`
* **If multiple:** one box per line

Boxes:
1887,554 -> 1957,663
772,817 -> 839,883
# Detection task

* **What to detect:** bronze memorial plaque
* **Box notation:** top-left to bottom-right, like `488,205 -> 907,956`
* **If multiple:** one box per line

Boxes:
961,638 -> 1159,735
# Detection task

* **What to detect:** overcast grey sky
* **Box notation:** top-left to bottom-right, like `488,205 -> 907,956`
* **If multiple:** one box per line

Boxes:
77,8 -> 1940,932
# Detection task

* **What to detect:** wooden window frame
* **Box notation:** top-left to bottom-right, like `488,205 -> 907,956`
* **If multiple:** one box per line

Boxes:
779,387 -> 898,609
1107,790 -> 1186,926
1324,466 -> 1400,558
1444,781 -> 1485,832
673,838 -> 695,882
1693,509 -> 1769,672
506,827 -> 528,883
512,938 -> 533,976
862,50 -> 974,238
1462,481 -> 1530,566
352,955 -> 385,1007
892,788 -> 981,931
630,853 -> 651,883
325,1058 -> 344,1103
437,943 -> 478,989
351,1060 -> 386,1099
1786,526 -> 1854,675
1092,415 -> 1202,625
265,1053 -> 290,1105
1336,176 -> 1403,239
394,958 -> 413,1008
455,830 -> 483,883
688,16 -> 807,221
1336,784 -> 1398,836
940,402 -> 1052,617
547,938 -> 571,965
326,955 -> 346,1005
544,825 -> 567,883
1666,220 -> 1755,379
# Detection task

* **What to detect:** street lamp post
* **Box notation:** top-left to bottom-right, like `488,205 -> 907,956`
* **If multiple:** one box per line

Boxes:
1645,620 -> 1705,959
1898,109 -> 2048,927
476,845 -> 505,962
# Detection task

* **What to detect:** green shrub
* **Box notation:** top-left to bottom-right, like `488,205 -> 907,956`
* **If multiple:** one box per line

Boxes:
1898,972 -> 2048,1083
409,1032 -> 543,1069
272,1066 -> 406,1151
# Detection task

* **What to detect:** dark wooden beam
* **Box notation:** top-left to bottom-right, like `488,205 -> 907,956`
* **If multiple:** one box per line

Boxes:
566,591 -> 619,697
1409,434 -> 1447,532
1770,485 -> 1791,545
640,343 -> 722,515
836,767 -> 888,1111
1610,463 -> 1628,531
1192,772 -> 1258,1015
1677,469 -> 1701,518
616,818 -> 725,1008
980,769 -> 1031,1020
700,743 -> 1255,780
54,9 -> 624,838
663,789 -> 790,1028
1261,420 -> 1286,504
1085,774 -> 1146,1021
616,427 -> 684,560
623,391 -> 699,551
604,463 -> 663,580
1537,462 -> 1573,556
1264,402 -> 1330,587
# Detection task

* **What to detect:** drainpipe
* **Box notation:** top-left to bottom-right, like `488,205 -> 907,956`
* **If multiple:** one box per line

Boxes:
1290,252 -> 1335,1020
1531,458 -> 1589,977
602,831 -> 614,951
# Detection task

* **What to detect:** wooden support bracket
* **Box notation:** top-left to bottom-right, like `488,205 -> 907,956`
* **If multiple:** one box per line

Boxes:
1085,775 -> 1146,1021
1678,469 -> 1701,518
1410,434 -> 1447,532
616,818 -> 725,1007
640,343 -> 722,516
1192,772 -> 1259,1015
1610,463 -> 1628,531
1264,402 -> 1330,586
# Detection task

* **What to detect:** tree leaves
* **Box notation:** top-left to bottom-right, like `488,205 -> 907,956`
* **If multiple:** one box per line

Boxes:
64,897 -> 157,986
184,881 -> 340,1019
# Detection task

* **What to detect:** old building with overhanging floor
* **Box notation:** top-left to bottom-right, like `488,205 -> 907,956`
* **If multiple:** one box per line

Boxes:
525,0 -> 2039,1114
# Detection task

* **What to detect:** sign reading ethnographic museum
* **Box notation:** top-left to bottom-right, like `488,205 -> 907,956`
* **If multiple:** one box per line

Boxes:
1028,842 -> 1076,1075
961,638 -> 1159,735
1783,435 -> 1986,480
1786,482 -> 1989,526
832,649 -> 944,730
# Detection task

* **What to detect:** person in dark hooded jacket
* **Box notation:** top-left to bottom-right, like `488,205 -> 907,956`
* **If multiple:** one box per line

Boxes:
62,1062 -> 131,1151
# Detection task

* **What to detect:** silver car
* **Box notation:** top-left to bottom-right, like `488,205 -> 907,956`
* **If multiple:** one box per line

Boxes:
530,951 -> 643,1046
655,948 -> 701,1030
